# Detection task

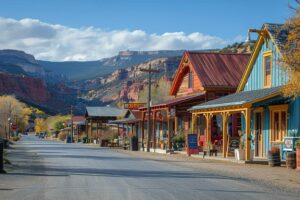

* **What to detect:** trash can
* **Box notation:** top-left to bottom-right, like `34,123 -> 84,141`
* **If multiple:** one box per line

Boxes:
130,137 -> 138,151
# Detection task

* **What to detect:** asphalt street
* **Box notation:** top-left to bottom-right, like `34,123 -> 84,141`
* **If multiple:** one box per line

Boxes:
0,135 -> 298,200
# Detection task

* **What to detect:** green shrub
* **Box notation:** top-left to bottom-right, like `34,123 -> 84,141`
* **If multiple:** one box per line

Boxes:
295,139 -> 300,147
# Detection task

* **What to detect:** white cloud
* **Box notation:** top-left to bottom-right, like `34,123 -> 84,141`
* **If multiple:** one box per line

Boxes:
0,17 -> 228,61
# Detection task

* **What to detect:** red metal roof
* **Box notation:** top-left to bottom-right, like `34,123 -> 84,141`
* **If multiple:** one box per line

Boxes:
170,51 -> 250,95
187,52 -> 250,87
72,116 -> 85,122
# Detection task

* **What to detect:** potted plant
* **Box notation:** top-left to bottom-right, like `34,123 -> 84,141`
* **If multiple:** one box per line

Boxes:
173,130 -> 185,151
268,146 -> 281,167
295,139 -> 300,170
159,139 -> 165,149
235,131 -> 245,160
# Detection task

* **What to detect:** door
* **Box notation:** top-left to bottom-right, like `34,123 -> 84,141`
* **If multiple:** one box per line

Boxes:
254,112 -> 263,157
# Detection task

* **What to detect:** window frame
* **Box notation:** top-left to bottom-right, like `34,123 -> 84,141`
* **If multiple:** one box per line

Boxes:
263,51 -> 272,88
269,105 -> 288,143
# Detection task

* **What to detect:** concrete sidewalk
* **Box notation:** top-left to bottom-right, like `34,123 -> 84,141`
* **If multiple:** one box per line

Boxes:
113,149 -> 300,192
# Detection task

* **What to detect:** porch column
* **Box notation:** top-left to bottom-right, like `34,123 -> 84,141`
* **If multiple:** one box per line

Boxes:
222,112 -> 228,158
132,123 -> 134,137
90,119 -> 93,143
117,123 -> 120,136
174,116 -> 178,135
167,109 -> 171,150
141,112 -> 145,151
152,111 -> 156,149
245,108 -> 251,161
205,114 -> 212,146
96,122 -> 99,141
85,119 -> 88,142
191,113 -> 195,133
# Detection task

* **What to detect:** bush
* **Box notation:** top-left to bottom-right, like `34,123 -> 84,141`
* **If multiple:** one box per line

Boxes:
58,132 -> 67,141
173,133 -> 185,143
11,136 -> 20,142
295,139 -> 300,147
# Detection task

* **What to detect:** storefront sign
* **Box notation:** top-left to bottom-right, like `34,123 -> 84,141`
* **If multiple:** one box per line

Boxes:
188,134 -> 199,156
229,137 -> 240,152
283,137 -> 300,151
123,102 -> 146,110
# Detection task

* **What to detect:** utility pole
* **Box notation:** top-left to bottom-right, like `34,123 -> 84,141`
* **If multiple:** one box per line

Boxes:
70,105 -> 74,143
140,64 -> 159,152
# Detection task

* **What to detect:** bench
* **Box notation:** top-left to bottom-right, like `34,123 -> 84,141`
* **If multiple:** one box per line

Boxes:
203,149 -> 218,158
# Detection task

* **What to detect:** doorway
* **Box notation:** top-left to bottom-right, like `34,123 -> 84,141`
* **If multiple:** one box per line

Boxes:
254,112 -> 263,157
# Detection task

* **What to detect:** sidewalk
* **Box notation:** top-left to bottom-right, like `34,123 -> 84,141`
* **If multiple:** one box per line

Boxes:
113,149 -> 300,192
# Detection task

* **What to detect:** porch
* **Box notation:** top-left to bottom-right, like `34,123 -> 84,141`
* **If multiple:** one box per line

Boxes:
190,87 -> 282,161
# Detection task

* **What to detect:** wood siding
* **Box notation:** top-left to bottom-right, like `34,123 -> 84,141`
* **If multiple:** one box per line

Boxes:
176,68 -> 203,97
243,36 -> 288,91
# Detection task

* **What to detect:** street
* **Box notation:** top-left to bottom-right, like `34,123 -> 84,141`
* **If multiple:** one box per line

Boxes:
0,135 -> 299,200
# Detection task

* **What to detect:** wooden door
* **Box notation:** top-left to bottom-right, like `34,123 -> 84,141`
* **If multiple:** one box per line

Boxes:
254,112 -> 263,157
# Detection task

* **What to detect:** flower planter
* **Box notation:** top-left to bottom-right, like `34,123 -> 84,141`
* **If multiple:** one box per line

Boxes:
268,150 -> 281,167
297,147 -> 300,171
235,149 -> 245,160
286,152 -> 296,169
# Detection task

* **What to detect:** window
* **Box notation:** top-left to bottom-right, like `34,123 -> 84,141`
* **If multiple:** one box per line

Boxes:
263,51 -> 272,87
270,105 -> 288,142
188,70 -> 193,88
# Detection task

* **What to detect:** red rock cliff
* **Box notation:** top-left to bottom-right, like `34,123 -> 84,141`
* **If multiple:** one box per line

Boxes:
0,73 -> 51,103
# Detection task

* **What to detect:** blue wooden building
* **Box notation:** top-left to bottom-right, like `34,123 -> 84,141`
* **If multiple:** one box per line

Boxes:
189,23 -> 300,161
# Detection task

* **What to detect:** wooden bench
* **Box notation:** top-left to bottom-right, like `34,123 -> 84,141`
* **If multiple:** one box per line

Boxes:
203,149 -> 218,158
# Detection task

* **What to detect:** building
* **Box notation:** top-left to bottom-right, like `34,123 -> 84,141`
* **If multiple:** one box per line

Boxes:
139,51 -> 250,152
85,106 -> 128,143
72,116 -> 86,142
189,23 -> 300,161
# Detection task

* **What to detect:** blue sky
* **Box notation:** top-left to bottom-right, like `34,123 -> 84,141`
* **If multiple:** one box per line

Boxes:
0,0 -> 295,60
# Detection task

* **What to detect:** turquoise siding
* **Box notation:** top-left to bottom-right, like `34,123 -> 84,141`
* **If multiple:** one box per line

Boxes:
243,37 -> 287,91
288,97 -> 300,135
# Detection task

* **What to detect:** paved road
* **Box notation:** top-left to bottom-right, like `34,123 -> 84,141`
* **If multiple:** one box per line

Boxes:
0,135 -> 298,200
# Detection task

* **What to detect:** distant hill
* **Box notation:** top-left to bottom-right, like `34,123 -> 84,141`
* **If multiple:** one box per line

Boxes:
219,41 -> 255,54
38,50 -> 187,80
0,49 -> 45,76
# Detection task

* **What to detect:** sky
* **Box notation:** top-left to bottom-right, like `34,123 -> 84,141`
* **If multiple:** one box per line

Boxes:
0,0 -> 295,61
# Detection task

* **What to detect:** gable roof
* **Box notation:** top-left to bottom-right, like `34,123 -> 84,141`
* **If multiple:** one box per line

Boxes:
189,86 -> 281,112
85,106 -> 128,118
237,23 -> 289,92
111,110 -> 143,124
170,51 -> 250,95
264,23 -> 289,53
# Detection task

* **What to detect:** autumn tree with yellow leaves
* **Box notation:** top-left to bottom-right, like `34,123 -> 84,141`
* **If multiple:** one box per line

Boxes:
282,1 -> 300,97
35,118 -> 46,133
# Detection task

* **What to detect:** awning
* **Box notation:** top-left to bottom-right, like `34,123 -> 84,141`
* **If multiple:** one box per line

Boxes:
139,92 -> 206,111
189,86 -> 282,112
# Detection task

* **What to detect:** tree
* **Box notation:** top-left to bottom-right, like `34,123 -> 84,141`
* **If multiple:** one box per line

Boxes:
138,76 -> 174,104
282,1 -> 300,97
45,115 -> 70,133
0,95 -> 28,137
35,118 -> 46,133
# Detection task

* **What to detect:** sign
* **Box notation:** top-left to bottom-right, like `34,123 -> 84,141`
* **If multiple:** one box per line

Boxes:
283,137 -> 300,151
284,138 -> 293,151
187,134 -> 199,156
170,108 -> 176,117
123,102 -> 146,110
11,124 -> 17,131
229,137 -> 240,152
